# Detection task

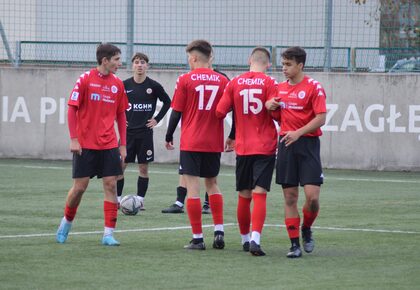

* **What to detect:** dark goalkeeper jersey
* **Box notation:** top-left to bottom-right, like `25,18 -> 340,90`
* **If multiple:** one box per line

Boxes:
123,76 -> 171,135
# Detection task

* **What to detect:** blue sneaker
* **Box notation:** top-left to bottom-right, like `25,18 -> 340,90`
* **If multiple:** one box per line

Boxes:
102,235 -> 120,246
56,221 -> 72,244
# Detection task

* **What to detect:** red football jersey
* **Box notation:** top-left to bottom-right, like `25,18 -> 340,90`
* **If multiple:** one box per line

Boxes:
216,71 -> 278,155
275,75 -> 326,137
68,69 -> 128,149
171,68 -> 229,152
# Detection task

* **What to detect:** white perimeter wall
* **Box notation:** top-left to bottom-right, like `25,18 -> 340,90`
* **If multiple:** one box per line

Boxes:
0,67 -> 419,171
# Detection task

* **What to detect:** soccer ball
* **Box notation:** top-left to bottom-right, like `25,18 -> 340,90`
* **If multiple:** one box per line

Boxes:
120,195 -> 142,216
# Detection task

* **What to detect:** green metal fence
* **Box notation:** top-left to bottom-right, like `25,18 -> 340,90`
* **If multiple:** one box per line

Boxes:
1,0 -> 419,72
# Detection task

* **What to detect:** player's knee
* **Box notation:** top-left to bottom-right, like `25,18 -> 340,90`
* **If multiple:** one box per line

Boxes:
71,185 -> 86,195
284,195 -> 298,207
139,164 -> 148,177
307,198 -> 319,211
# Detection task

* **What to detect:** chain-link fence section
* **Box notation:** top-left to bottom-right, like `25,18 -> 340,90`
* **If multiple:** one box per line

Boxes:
1,0 -> 419,71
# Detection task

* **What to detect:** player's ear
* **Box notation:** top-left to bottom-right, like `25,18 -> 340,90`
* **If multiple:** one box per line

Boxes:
191,54 -> 198,63
267,62 -> 272,69
101,57 -> 109,65
298,62 -> 304,70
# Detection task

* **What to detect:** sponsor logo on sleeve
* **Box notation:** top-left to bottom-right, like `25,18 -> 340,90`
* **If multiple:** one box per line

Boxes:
71,92 -> 79,101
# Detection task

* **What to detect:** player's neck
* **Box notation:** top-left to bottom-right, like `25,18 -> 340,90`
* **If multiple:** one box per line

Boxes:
191,62 -> 210,70
249,63 -> 266,73
288,72 -> 305,85
133,73 -> 146,84
97,66 -> 110,76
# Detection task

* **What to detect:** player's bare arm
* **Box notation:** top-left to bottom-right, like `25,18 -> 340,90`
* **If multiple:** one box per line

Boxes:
281,113 -> 326,146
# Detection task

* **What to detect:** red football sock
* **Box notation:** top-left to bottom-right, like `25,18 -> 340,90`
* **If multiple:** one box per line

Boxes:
302,207 -> 319,229
208,193 -> 223,226
186,197 -> 202,235
285,217 -> 301,239
104,201 -> 118,228
251,192 -> 267,234
237,195 -> 252,235
64,204 -> 78,222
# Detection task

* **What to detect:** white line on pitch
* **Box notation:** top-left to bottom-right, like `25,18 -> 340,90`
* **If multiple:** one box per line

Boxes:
263,224 -> 420,234
1,163 -> 419,183
0,223 -> 418,239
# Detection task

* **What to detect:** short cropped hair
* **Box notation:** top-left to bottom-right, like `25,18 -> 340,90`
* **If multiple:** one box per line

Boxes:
186,39 -> 213,60
281,46 -> 306,66
131,52 -> 149,63
251,46 -> 271,62
96,43 -> 121,65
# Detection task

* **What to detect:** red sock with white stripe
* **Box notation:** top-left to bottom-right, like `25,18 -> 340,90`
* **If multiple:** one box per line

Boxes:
64,203 -> 78,222
187,197 -> 203,238
104,201 -> 118,236
209,193 -> 224,232
251,192 -> 267,245
237,195 -> 252,243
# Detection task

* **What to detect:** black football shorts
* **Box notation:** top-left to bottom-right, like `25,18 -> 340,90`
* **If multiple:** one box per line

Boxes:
72,148 -> 122,178
179,151 -> 221,178
236,154 -> 276,192
276,136 -> 323,187
125,130 -> 154,164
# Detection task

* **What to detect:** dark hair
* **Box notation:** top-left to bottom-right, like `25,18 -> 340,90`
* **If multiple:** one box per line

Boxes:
281,46 -> 306,66
185,39 -> 213,59
251,46 -> 271,61
96,43 -> 121,65
131,52 -> 149,63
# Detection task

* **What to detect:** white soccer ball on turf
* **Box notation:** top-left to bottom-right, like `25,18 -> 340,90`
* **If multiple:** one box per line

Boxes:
120,195 -> 142,216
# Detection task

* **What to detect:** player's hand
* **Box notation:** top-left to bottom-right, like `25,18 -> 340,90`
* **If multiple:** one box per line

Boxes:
280,131 -> 300,147
70,138 -> 82,155
224,137 -> 235,152
119,145 -> 127,163
265,98 -> 280,111
165,141 -> 175,150
146,118 -> 158,128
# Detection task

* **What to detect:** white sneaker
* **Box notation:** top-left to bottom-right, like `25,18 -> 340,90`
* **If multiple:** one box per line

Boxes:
135,196 -> 145,211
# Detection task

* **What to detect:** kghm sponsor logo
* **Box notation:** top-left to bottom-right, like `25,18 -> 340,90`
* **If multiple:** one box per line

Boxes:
90,93 -> 101,101
133,103 -> 152,110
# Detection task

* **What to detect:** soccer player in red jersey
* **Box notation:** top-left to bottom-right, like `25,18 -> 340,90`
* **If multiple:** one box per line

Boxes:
56,43 -> 128,246
216,47 -> 278,256
266,46 -> 327,258
165,39 -> 229,250
161,68 -> 231,215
